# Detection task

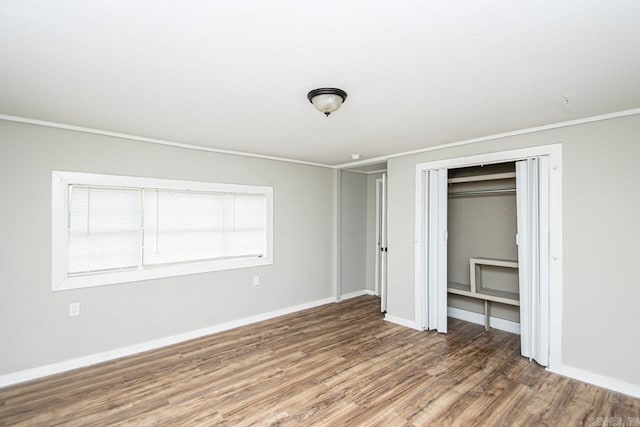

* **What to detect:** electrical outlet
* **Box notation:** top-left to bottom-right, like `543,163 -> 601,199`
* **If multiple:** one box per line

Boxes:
69,302 -> 80,317
253,276 -> 260,286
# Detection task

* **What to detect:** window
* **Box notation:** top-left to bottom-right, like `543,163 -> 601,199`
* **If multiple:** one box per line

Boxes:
52,171 -> 273,290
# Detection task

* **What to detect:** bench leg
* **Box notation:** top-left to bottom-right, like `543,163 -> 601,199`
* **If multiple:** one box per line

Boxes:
484,300 -> 490,331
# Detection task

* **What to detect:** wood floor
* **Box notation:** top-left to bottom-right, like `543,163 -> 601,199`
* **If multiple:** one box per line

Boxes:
1,296 -> 639,426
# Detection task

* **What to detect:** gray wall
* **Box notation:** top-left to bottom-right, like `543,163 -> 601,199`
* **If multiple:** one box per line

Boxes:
0,120 -> 336,375
386,114 -> 640,385
365,172 -> 385,292
340,171 -> 367,295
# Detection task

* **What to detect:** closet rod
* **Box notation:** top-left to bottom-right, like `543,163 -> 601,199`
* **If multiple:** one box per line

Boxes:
448,188 -> 516,197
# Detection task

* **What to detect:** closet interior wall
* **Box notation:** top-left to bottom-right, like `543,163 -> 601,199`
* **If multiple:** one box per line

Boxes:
447,162 -> 520,323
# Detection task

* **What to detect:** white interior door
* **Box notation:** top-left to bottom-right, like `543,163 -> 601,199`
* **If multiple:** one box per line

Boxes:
374,178 -> 382,297
516,157 -> 550,366
380,174 -> 388,312
427,168 -> 448,333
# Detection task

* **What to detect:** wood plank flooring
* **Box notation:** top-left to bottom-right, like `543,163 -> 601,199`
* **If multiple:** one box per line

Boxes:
1,295 -> 639,426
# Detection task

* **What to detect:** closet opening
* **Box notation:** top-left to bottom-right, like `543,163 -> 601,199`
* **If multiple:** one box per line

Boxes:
447,162 -> 520,334
414,144 -> 563,371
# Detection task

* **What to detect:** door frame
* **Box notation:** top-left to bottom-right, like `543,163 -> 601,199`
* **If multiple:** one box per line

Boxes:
374,178 -> 383,296
414,143 -> 563,371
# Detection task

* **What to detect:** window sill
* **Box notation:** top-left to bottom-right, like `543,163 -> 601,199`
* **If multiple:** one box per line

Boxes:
52,256 -> 272,291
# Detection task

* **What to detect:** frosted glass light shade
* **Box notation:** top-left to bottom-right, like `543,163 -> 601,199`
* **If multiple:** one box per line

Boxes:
311,94 -> 344,114
307,88 -> 348,116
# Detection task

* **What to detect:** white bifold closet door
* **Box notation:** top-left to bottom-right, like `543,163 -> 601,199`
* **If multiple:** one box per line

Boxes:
426,168 -> 448,333
516,158 -> 550,366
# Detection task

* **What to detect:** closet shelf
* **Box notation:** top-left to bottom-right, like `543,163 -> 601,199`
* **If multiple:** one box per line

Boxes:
448,257 -> 520,331
447,281 -> 520,306
447,172 -> 516,184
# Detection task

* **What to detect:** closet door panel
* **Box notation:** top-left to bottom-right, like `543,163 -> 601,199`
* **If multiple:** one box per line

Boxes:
516,158 -> 549,366
537,157 -> 550,365
516,159 -> 533,360
427,168 -> 448,333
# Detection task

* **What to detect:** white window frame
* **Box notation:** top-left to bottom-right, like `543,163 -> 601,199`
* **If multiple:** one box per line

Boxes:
52,171 -> 273,291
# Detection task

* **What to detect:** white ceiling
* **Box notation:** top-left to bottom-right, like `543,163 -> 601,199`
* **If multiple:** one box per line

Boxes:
1,1 -> 640,166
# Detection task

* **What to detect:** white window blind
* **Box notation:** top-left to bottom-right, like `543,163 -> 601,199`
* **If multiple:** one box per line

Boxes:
66,185 -> 267,276
68,186 -> 142,274
142,190 -> 267,266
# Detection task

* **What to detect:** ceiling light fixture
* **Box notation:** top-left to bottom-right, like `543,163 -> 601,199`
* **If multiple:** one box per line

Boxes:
307,88 -> 348,117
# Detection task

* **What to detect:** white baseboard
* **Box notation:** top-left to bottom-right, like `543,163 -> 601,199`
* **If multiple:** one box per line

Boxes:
549,365 -> 640,399
0,296 -> 336,389
384,314 -> 422,331
447,306 -> 521,335
339,289 -> 375,301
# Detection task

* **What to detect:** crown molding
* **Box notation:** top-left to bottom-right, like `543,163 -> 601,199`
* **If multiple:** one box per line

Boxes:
335,107 -> 640,169
3,107 -> 640,170
0,114 -> 333,169
344,168 -> 387,175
